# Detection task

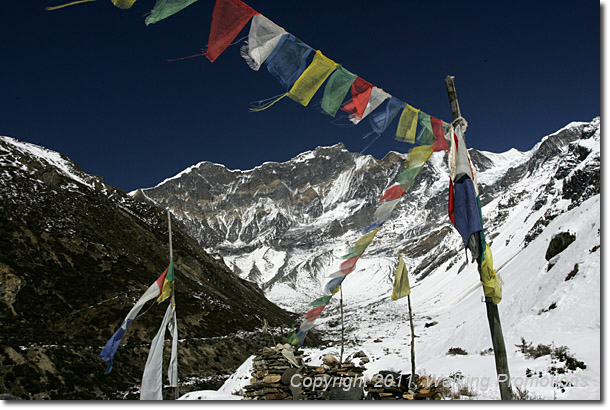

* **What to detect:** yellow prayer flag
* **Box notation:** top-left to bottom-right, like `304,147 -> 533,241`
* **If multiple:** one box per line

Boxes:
392,256 -> 411,300
480,245 -> 502,304
111,0 -> 137,9
395,104 -> 420,143
405,144 -> 435,170
288,51 -> 338,107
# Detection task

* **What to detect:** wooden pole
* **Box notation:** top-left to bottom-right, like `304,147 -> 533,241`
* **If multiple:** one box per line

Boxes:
407,294 -> 416,380
168,210 -> 179,400
340,287 -> 345,364
444,76 -> 513,400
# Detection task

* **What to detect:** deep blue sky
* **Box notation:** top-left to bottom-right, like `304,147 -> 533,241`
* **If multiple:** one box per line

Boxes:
0,1 -> 600,192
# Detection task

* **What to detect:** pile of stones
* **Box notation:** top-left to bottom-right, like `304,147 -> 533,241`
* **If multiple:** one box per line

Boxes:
364,371 -> 445,400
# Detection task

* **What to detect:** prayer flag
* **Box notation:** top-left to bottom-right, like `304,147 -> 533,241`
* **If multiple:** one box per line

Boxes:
240,14 -> 287,71
480,244 -> 502,304
204,0 -> 258,62
145,0 -> 199,26
340,256 -> 360,275
395,104 -> 420,143
373,198 -> 401,225
370,97 -> 406,136
349,87 -> 391,124
452,174 -> 483,249
343,228 -> 380,259
305,305 -> 325,321
157,258 -> 174,303
140,303 -> 175,400
309,295 -> 332,307
405,144 -> 435,170
265,34 -> 314,91
168,306 -> 178,388
397,164 -> 424,192
430,116 -> 449,152
321,66 -> 357,117
391,256 -> 410,300
324,276 -> 344,295
111,0 -> 137,8
99,267 -> 169,373
380,185 -> 406,202
341,77 -> 373,119
288,51 -> 338,107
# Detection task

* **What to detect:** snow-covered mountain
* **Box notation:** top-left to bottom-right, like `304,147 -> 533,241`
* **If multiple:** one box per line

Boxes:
138,117 -> 600,399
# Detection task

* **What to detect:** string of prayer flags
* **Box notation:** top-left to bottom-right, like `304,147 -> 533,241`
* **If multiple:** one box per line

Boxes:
288,51 -> 338,107
204,0 -> 258,62
111,0 -> 138,9
240,14 -> 287,71
45,0 -> 96,11
140,302 -> 175,400
395,104 -> 420,143
321,66 -> 357,117
341,77 -> 374,120
369,97 -> 406,136
265,34 -> 314,91
349,87 -> 391,125
391,256 -> 410,300
99,264 -> 171,373
145,0 -> 199,26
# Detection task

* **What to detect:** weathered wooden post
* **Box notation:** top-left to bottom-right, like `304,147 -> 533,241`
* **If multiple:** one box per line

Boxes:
444,76 -> 513,400
339,288 -> 345,364
407,293 -> 416,380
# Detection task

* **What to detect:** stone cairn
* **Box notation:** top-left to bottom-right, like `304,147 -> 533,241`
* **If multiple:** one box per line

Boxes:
242,345 -> 367,400
242,346 -> 444,400
364,371 -> 445,400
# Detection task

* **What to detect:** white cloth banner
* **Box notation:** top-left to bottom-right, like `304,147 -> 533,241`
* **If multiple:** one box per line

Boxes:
140,303 -> 174,400
241,14 -> 287,71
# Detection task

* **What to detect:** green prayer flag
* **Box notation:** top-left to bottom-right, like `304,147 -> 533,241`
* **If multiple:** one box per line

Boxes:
397,164 -> 425,191
321,65 -> 357,117
309,295 -> 332,307
416,111 -> 436,145
392,256 -> 410,300
145,0 -> 199,26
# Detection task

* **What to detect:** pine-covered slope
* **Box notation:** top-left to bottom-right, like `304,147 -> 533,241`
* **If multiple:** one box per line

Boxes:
140,117 -> 600,399
0,137 -> 296,399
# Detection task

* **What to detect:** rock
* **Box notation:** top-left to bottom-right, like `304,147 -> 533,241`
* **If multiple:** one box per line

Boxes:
545,232 -> 576,260
263,374 -> 282,384
322,353 -> 340,367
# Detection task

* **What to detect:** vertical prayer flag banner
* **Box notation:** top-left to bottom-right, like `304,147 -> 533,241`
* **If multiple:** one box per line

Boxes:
370,97 -> 406,136
480,244 -> 502,304
265,34 -> 314,91
392,256 -> 410,300
288,51 -> 338,106
140,303 -> 175,400
452,175 -> 483,249
111,0 -> 137,9
145,0 -> 199,26
395,104 -> 420,143
204,0 -> 258,62
240,14 -> 287,71
341,77 -> 373,119
321,66 -> 357,117
99,266 -> 169,373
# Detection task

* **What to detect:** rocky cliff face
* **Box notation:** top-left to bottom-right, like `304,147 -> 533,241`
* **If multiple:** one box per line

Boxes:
138,118 -> 600,312
0,136 -> 297,399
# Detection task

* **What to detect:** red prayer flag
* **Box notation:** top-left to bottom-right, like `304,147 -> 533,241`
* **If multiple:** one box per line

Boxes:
305,305 -> 326,321
205,0 -> 259,62
448,179 -> 455,225
340,256 -> 360,275
380,185 -> 406,201
430,116 -> 449,152
341,77 -> 373,119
